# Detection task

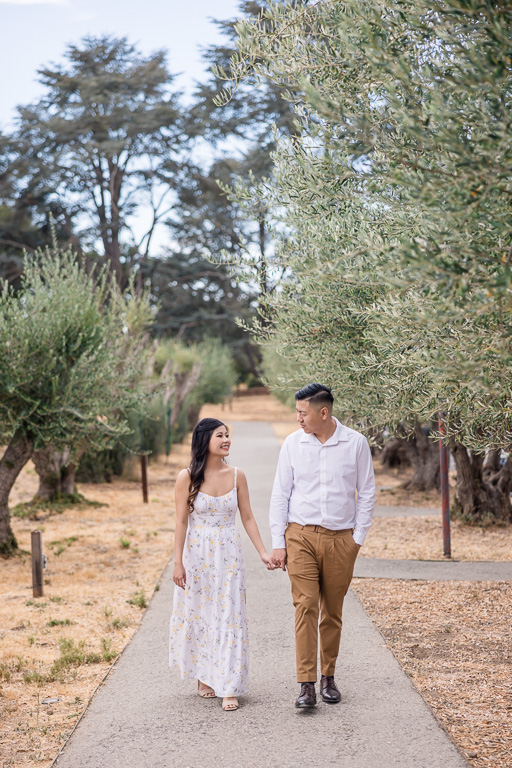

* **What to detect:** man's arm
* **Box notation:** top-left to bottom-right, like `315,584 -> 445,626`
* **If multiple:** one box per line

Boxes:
269,439 -> 293,569
353,438 -> 376,547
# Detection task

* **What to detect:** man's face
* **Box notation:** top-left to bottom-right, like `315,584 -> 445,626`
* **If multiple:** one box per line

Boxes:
295,399 -> 328,433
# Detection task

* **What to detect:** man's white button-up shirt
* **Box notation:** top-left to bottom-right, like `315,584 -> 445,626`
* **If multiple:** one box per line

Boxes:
269,418 -> 376,549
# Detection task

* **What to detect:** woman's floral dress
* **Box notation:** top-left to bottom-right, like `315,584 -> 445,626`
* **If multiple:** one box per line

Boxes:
169,468 -> 249,696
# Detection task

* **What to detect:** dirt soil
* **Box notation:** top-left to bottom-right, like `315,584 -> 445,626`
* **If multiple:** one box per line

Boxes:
0,394 -> 291,767
352,579 -> 512,768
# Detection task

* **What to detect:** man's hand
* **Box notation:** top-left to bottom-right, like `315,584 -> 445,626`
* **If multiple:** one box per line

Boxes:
271,548 -> 287,571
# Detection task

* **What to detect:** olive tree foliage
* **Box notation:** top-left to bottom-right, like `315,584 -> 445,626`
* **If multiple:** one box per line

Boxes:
219,0 -> 512,521
0,243 -> 153,553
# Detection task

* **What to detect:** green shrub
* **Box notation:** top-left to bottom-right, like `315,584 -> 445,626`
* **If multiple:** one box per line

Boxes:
76,338 -> 237,480
185,339 -> 238,426
76,445 -> 127,483
100,638 -> 117,662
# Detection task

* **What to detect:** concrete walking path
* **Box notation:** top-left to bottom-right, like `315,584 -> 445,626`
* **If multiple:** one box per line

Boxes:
374,504 -> 440,517
55,421 -> 469,768
355,557 -> 512,581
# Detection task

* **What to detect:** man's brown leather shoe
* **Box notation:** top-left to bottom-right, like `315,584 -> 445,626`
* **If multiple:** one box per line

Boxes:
295,682 -> 317,708
320,675 -> 341,703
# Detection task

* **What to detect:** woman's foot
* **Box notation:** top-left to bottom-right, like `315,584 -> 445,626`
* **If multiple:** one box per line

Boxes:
197,680 -> 216,698
222,696 -> 239,711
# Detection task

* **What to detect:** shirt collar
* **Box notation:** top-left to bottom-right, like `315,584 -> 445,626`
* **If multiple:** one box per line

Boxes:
299,417 -> 349,445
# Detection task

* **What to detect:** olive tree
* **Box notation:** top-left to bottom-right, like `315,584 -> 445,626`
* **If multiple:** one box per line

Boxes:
220,0 -> 512,522
0,242 -> 153,554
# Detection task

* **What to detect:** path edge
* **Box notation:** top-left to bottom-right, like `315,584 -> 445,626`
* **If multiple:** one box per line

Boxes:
51,557 -> 172,767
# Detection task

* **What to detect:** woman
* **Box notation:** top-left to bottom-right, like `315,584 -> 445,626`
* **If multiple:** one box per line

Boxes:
169,417 -> 274,711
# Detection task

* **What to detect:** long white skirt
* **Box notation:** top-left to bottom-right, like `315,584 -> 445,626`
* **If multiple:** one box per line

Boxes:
169,522 -> 249,696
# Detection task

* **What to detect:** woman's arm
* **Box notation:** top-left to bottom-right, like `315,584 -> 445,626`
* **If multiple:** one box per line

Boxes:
173,469 -> 190,588
237,469 -> 274,568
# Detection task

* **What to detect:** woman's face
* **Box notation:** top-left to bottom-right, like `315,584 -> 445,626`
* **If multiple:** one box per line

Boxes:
208,424 -> 230,458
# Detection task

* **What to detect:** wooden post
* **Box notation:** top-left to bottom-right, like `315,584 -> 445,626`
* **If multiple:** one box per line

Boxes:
438,414 -> 451,558
31,530 -> 44,597
140,454 -> 148,504
165,404 -> 172,457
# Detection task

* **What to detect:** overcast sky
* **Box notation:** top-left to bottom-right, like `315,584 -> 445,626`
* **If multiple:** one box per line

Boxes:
0,0 -> 241,129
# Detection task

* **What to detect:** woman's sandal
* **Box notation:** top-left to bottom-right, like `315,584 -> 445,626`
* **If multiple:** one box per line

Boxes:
222,696 -> 239,711
197,680 -> 216,698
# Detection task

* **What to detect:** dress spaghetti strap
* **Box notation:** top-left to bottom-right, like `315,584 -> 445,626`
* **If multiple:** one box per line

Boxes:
233,466 -> 238,490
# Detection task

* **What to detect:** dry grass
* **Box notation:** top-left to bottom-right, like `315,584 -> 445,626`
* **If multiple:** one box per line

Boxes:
352,579 -> 512,768
0,441 -> 190,768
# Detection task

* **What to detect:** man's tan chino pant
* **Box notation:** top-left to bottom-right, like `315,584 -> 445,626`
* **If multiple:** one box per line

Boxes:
285,522 -> 359,683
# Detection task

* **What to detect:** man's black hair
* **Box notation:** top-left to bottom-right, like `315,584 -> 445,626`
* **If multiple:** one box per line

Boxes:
295,382 -> 334,409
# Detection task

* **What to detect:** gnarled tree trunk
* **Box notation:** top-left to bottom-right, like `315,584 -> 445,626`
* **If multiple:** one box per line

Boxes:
450,442 -> 512,524
407,420 -> 440,492
380,438 -> 412,468
381,420 -> 440,492
32,447 -> 79,501
0,431 -> 33,554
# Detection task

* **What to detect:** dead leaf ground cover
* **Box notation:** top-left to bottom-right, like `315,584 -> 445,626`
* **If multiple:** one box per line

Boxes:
362,515 -> 512,562
352,579 -> 512,768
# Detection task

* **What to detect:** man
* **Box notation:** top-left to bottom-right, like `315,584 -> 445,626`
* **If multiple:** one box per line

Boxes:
269,383 -> 375,708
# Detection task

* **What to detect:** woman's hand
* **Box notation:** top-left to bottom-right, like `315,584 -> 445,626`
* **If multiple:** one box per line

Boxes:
261,551 -> 276,570
173,563 -> 186,589
271,548 -> 287,571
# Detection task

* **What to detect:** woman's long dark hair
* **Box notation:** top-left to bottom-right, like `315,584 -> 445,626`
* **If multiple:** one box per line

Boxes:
187,418 -> 226,513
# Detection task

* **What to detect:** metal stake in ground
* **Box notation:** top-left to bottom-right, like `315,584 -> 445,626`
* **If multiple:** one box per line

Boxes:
438,414 -> 451,558
31,530 -> 44,597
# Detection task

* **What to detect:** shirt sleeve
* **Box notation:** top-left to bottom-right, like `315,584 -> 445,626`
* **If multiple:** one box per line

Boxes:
353,437 -> 376,546
269,438 -> 293,549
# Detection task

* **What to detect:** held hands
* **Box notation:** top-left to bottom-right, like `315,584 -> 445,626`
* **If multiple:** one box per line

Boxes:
270,548 -> 287,571
261,551 -> 278,570
173,563 -> 186,589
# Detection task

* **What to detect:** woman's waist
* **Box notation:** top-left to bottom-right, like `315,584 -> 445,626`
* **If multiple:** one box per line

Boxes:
188,517 -> 237,529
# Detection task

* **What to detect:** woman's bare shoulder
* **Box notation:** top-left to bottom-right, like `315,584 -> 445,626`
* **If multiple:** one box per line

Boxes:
175,468 -> 190,487
235,467 -> 248,485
